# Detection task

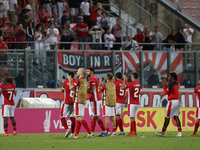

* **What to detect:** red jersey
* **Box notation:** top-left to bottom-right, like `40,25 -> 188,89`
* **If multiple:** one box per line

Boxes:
194,86 -> 200,107
89,6 -> 100,21
62,79 -> 76,105
77,23 -> 88,38
39,12 -> 48,27
124,81 -> 141,105
88,75 -> 100,102
133,33 -> 143,46
72,77 -> 86,103
0,82 -> 16,106
163,81 -> 179,101
113,80 -> 125,104
6,30 -> 15,44
0,41 -> 7,54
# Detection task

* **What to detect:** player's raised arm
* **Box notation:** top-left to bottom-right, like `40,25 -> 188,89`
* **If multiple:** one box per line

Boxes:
99,77 -> 103,87
68,76 -> 75,90
121,75 -> 127,90
0,68 -> 7,82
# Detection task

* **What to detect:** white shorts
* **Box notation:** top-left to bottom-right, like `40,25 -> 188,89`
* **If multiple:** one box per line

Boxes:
70,8 -> 78,16
2,105 -> 15,117
89,101 -> 101,116
74,103 -> 85,117
116,103 -> 125,115
103,105 -> 115,117
60,104 -> 74,118
0,11 -> 7,18
166,100 -> 181,118
128,104 -> 139,118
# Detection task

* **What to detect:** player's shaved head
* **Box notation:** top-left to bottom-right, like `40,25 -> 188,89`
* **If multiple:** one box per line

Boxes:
106,73 -> 113,81
77,68 -> 85,77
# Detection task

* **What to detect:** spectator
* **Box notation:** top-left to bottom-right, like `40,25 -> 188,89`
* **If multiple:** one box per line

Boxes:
29,0 -> 38,24
60,20 -> 75,50
0,0 -> 9,25
57,0 -> 67,21
89,1 -> 100,29
52,0 -> 58,14
22,9 -> 34,29
80,0 -> 90,25
41,0 -> 52,17
162,30 -> 177,51
183,23 -> 194,66
27,20 -> 35,49
148,69 -> 159,88
142,29 -> 152,50
34,24 -> 45,65
77,16 -> 88,50
52,13 -> 61,28
120,35 -> 139,51
9,0 -> 18,25
152,26 -> 163,50
15,71 -> 24,88
183,75 -> 192,88
133,28 -> 144,50
97,12 -> 109,32
19,0 -> 29,18
39,7 -> 49,27
113,18 -> 123,50
61,10 -> 70,26
14,23 -> 26,49
5,24 -> 15,49
68,0 -> 79,23
104,28 -> 116,50
0,24 -> 5,37
175,28 -> 187,51
88,25 -> 105,50
46,76 -> 54,88
46,21 -> 59,50
0,36 -> 8,72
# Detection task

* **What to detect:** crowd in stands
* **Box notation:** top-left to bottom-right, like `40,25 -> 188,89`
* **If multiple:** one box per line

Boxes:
0,0 -> 195,68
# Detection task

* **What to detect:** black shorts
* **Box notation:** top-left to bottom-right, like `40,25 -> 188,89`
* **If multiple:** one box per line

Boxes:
0,55 -> 7,65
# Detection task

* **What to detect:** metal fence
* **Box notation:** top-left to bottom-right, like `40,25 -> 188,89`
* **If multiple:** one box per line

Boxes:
0,42 -> 199,89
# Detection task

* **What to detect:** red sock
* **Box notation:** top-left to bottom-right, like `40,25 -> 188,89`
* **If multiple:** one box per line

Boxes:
81,119 -> 91,134
13,126 -> 16,132
106,127 -> 109,132
113,127 -> 116,133
61,118 -> 68,130
162,127 -> 167,133
178,127 -> 182,133
131,120 -> 136,134
194,121 -> 199,134
75,121 -> 81,136
118,118 -> 124,132
70,118 -> 76,134
130,120 -> 133,132
97,118 -> 106,131
4,127 -> 8,134
91,119 -> 96,132
115,119 -> 118,129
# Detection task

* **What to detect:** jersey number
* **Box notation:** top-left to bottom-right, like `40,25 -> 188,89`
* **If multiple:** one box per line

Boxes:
8,91 -> 13,100
70,90 -> 73,98
119,89 -> 124,96
134,88 -> 139,98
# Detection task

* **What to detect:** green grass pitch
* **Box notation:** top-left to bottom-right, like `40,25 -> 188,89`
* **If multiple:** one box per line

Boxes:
0,132 -> 199,150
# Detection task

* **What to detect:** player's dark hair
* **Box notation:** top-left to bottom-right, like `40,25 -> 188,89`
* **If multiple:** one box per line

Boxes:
68,71 -> 75,78
6,77 -> 13,84
106,73 -> 113,81
116,72 -> 122,79
132,72 -> 139,79
87,67 -> 94,73
170,72 -> 177,81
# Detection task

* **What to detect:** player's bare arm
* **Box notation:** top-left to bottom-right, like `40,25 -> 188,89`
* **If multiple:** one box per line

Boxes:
0,68 -> 7,81
121,75 -> 127,90
61,87 -> 65,93
87,86 -> 95,93
99,77 -> 102,87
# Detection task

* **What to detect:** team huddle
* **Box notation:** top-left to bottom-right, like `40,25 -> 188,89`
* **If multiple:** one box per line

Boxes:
0,68 -> 200,138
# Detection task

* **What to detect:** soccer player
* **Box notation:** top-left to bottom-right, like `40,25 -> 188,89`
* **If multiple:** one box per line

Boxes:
99,73 -> 116,136
0,68 -> 17,136
68,68 -> 92,138
60,71 -> 76,138
86,67 -> 107,137
189,77 -> 200,136
155,72 -> 182,137
121,73 -> 141,136
113,72 -> 125,135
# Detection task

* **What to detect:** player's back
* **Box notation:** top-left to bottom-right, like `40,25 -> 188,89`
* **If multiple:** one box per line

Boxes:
89,75 -> 100,101
128,80 -> 141,105
0,83 -> 16,106
113,80 -> 125,104
63,79 -> 75,105
195,86 -> 200,107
